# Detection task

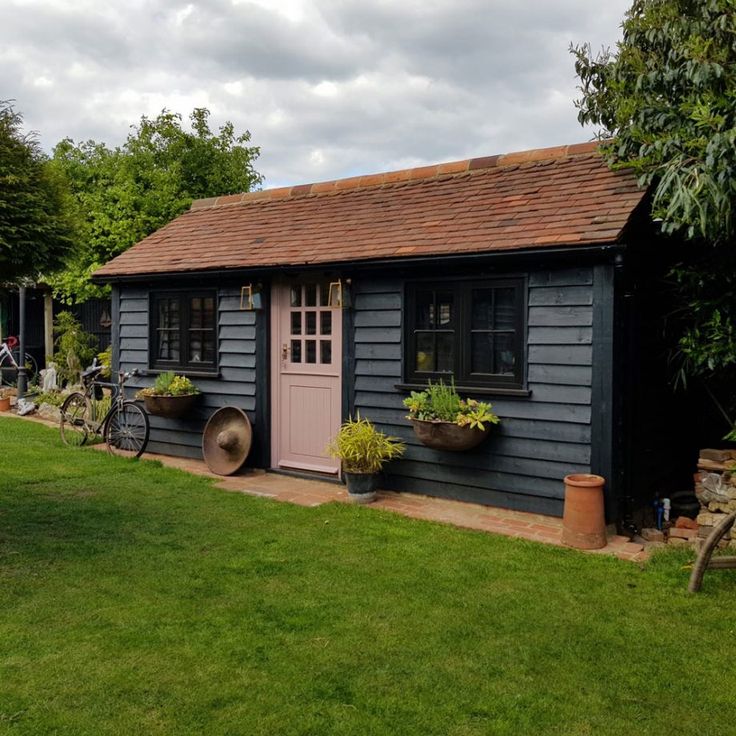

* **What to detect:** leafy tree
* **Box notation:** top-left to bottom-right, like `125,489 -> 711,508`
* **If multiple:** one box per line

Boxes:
50,108 -> 262,302
572,0 -> 736,435
0,101 -> 74,283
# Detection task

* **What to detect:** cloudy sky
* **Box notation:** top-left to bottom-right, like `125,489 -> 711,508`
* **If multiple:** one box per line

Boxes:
2,0 -> 630,188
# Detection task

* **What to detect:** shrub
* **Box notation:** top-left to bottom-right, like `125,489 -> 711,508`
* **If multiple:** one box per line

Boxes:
52,311 -> 98,386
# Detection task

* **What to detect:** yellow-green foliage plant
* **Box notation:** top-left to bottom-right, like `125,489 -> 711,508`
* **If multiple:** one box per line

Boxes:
327,416 -> 405,474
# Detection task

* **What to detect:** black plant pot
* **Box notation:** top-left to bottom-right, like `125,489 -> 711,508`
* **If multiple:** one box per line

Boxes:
343,471 -> 380,504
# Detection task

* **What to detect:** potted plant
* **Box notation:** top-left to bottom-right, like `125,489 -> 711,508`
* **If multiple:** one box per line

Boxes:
327,415 -> 405,503
0,388 -> 11,412
136,371 -> 199,418
403,380 -> 499,451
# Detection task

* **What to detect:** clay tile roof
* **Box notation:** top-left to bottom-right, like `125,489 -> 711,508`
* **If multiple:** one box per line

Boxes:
93,142 -> 646,280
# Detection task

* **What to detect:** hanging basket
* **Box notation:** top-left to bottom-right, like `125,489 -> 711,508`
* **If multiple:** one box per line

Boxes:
410,419 -> 491,452
143,394 -> 198,419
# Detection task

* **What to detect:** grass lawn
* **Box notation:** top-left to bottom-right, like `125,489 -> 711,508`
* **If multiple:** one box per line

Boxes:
1,417 -> 735,735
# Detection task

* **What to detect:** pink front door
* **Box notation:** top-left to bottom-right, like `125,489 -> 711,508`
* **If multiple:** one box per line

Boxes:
271,280 -> 342,474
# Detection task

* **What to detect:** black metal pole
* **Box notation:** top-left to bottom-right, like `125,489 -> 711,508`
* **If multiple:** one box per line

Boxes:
17,285 -> 27,398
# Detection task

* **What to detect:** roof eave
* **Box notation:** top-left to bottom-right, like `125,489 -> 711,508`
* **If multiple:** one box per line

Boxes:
92,240 -> 626,284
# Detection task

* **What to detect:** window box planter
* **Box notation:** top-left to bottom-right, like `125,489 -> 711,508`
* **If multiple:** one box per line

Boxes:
142,393 -> 198,419
410,418 -> 491,452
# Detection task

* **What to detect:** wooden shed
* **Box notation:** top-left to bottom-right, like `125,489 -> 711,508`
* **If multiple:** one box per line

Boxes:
93,142 -> 683,525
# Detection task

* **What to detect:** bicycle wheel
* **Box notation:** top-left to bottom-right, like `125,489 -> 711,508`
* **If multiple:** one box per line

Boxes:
60,392 -> 90,447
105,401 -> 150,458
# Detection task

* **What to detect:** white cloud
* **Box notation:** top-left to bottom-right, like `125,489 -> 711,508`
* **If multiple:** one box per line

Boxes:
0,0 -> 630,188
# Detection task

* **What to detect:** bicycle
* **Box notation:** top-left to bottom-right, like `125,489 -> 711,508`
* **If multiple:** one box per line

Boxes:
0,336 -> 38,387
59,361 -> 150,458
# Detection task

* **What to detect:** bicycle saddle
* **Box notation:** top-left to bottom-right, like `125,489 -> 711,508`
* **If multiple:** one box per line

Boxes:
81,365 -> 103,380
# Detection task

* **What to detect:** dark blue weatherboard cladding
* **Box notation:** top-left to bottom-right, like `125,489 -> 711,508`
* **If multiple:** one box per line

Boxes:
116,286 -> 257,460
352,267 -> 599,516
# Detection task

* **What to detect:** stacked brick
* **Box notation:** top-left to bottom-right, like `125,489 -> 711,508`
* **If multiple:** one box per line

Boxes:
694,448 -> 736,549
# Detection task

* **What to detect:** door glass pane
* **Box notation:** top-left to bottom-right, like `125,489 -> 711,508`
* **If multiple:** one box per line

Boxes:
415,333 -> 434,372
320,340 -> 332,364
494,288 -> 516,330
291,340 -> 301,363
305,311 -> 317,335
290,287 -> 302,307
494,333 -> 516,374
471,333 -> 493,374
305,340 -> 316,364
305,284 -> 317,307
471,289 -> 492,330
291,312 -> 301,335
320,311 -> 332,335
436,333 -> 454,373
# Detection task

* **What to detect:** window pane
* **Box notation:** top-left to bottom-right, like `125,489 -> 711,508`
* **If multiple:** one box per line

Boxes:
291,312 -> 301,335
189,330 -> 215,364
436,292 -> 454,327
319,283 -> 330,307
158,298 -> 180,330
291,340 -> 301,363
471,333 -> 493,374
190,297 -> 203,328
415,290 -> 434,330
436,332 -> 454,373
189,332 -> 202,363
158,330 -> 180,362
305,339 -> 316,363
494,333 -> 516,374
320,311 -> 332,335
471,289 -> 492,330
305,311 -> 316,335
415,333 -> 434,373
320,340 -> 332,364
290,287 -> 301,307
494,288 -> 516,330
305,284 -> 317,307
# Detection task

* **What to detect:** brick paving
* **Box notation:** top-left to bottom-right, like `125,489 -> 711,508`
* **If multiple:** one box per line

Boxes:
3,411 -> 647,563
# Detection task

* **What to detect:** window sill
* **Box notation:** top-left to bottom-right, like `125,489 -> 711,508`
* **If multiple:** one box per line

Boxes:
394,383 -> 531,398
144,368 -> 220,379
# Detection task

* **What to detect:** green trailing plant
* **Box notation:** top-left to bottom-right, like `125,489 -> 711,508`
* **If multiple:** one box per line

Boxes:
403,380 -> 500,431
52,311 -> 98,386
326,416 -> 405,474
136,371 -> 199,398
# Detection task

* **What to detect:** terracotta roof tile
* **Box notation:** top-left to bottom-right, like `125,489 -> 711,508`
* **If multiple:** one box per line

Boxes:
93,142 -> 645,279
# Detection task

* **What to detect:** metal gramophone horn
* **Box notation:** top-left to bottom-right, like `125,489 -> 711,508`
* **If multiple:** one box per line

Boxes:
202,406 -> 252,476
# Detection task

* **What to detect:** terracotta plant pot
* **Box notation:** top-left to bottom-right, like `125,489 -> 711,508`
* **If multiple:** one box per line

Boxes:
561,474 -> 607,550
343,471 -> 380,504
0,397 -> 10,412
410,419 -> 491,452
143,393 -> 198,419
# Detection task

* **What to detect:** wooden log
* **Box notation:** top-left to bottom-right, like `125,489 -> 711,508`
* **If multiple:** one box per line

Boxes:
688,511 -> 736,593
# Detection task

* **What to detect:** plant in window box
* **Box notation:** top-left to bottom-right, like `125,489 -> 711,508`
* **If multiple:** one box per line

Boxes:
326,416 -> 405,503
136,372 -> 200,418
403,380 -> 499,451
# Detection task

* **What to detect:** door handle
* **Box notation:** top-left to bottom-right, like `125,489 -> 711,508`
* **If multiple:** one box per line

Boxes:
281,343 -> 289,360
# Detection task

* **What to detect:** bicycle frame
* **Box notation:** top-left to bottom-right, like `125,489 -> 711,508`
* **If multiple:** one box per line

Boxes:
0,342 -> 19,369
